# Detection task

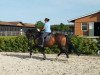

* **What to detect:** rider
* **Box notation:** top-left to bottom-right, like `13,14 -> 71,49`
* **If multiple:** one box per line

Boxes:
39,18 -> 51,47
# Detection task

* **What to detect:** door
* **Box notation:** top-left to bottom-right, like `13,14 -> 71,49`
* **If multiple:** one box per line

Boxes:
89,22 -> 94,36
94,22 -> 100,36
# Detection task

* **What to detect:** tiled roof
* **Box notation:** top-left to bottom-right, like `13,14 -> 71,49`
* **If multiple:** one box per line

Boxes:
8,21 -> 24,25
69,10 -> 100,22
23,23 -> 35,27
0,21 -> 14,25
0,21 -> 35,28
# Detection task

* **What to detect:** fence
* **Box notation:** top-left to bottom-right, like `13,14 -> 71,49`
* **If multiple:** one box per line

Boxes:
0,31 -> 23,36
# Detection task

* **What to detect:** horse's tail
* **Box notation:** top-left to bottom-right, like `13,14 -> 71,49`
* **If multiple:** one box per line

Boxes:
64,34 -> 69,44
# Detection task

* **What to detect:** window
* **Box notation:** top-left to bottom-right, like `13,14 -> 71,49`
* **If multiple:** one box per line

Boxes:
81,22 -> 88,31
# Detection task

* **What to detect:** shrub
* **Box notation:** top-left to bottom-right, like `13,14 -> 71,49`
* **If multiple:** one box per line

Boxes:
0,36 -> 28,52
45,45 -> 60,54
71,36 -> 99,55
14,36 -> 28,52
0,36 -> 59,53
97,37 -> 100,50
0,35 -> 99,55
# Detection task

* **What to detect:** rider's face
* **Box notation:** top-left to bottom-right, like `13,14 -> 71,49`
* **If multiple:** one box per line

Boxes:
44,20 -> 47,23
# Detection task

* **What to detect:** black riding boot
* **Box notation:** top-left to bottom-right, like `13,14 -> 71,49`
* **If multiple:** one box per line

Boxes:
39,38 -> 44,47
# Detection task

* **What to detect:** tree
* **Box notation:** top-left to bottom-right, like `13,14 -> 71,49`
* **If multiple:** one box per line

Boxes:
35,21 -> 44,30
51,23 -> 70,31
59,23 -> 66,31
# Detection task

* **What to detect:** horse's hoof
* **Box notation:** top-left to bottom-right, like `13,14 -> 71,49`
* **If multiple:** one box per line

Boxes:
77,53 -> 80,56
55,57 -> 59,61
43,58 -> 46,60
66,56 -> 69,58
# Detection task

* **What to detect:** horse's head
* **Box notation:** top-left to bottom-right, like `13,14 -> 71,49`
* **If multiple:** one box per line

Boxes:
25,28 -> 41,40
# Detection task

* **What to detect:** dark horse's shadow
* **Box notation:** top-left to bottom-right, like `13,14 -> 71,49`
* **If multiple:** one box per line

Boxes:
1,53 -> 57,61
2,53 -> 70,62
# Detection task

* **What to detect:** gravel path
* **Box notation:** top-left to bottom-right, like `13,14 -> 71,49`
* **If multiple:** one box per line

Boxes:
0,52 -> 100,75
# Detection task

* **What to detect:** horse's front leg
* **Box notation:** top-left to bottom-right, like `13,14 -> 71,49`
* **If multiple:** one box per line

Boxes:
30,50 -> 32,58
40,47 -> 46,60
43,52 -> 46,60
28,45 -> 32,58
28,39 -> 33,58
29,45 -> 37,58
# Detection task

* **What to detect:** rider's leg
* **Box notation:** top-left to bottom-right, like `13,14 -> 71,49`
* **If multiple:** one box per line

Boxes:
41,32 -> 49,47
39,32 -> 46,47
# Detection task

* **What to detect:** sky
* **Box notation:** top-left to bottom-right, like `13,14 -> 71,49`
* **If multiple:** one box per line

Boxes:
0,0 -> 100,24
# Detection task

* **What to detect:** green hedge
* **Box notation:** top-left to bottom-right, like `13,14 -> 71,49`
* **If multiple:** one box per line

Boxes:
0,36 -> 60,53
0,36 -> 28,52
71,36 -> 99,55
0,36 -> 99,55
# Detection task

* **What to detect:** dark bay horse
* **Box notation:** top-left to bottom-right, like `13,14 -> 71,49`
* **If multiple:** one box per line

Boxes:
26,28 -> 69,60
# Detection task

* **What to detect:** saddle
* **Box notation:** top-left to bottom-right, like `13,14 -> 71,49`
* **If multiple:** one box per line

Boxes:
38,33 -> 52,45
44,33 -> 52,42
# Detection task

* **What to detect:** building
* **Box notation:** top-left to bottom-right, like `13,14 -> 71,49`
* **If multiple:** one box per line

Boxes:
0,21 -> 35,36
70,10 -> 100,36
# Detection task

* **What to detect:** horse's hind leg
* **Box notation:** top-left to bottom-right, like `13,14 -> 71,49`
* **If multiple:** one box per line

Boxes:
62,46 -> 69,58
65,51 -> 69,58
57,46 -> 66,57
56,51 -> 62,60
57,51 -> 62,57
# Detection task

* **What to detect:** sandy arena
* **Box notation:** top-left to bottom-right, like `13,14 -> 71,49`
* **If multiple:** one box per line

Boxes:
0,52 -> 100,75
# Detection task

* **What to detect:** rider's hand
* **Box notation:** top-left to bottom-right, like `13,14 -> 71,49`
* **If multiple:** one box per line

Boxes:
37,28 -> 40,32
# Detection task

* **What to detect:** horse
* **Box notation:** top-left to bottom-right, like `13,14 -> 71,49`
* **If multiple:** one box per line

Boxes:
25,28 -> 70,60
